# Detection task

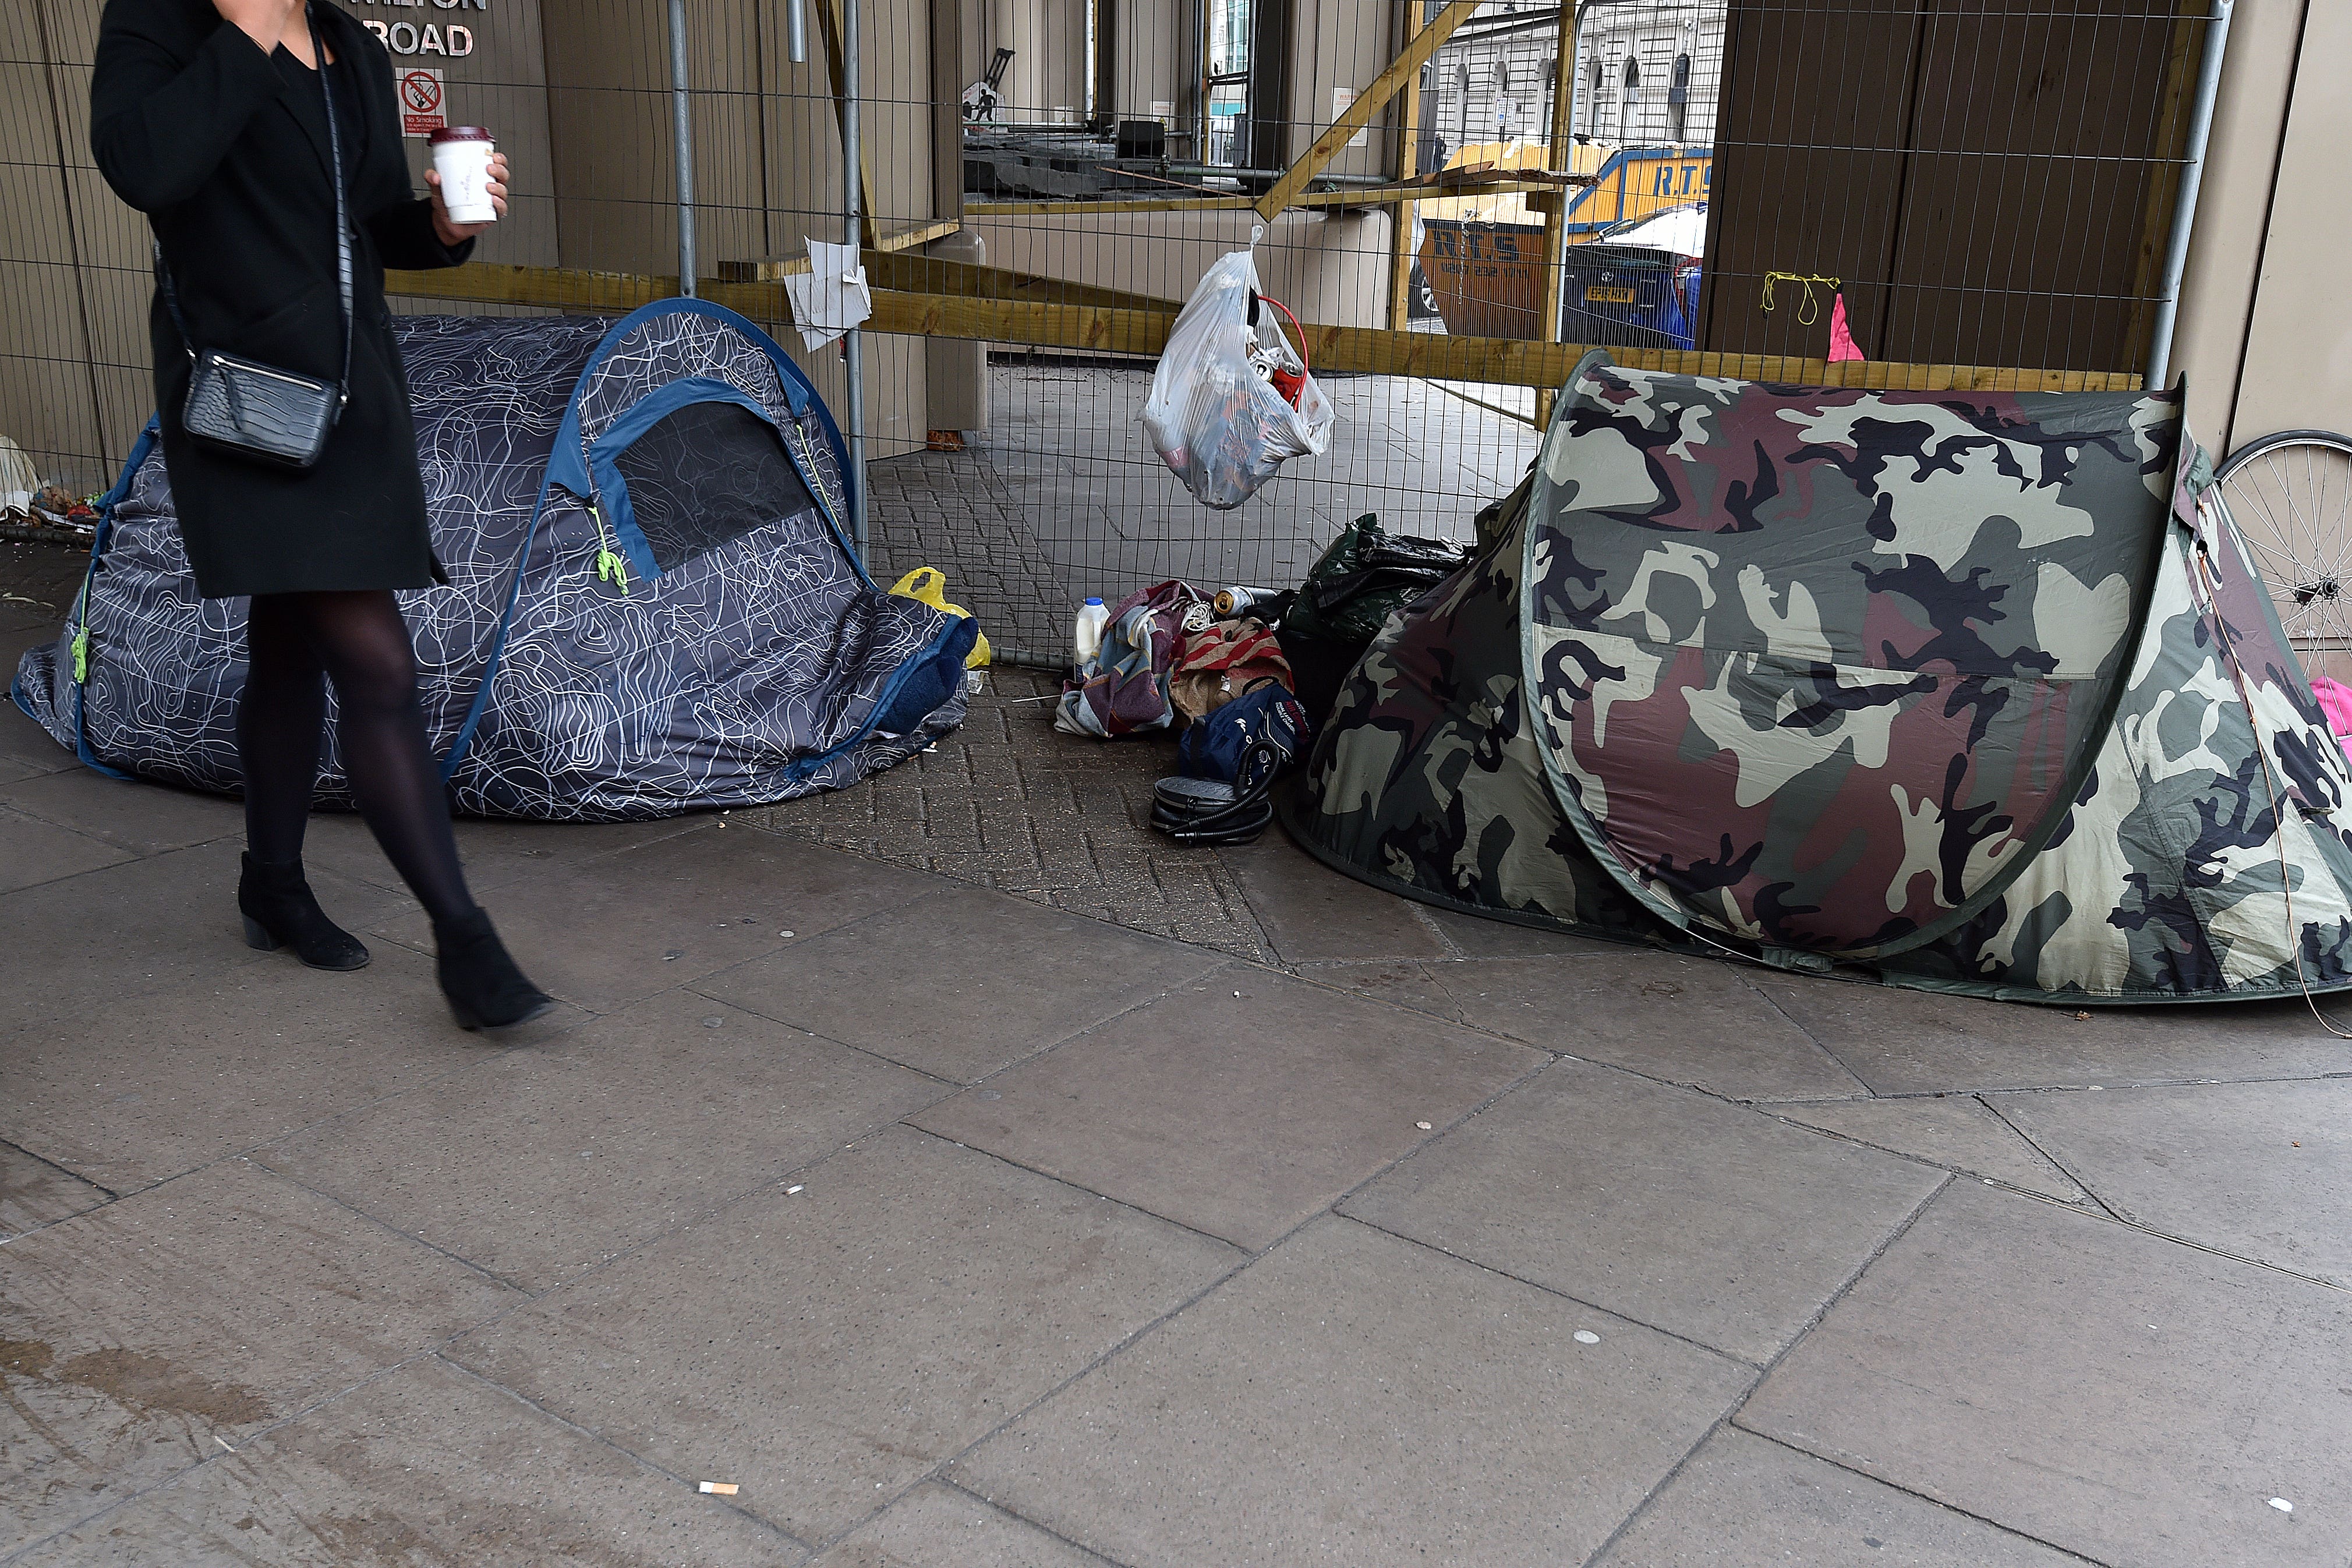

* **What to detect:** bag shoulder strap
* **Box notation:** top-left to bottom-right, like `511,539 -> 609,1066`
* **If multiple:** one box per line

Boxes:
154,4 -> 352,402
316,13 -> 353,403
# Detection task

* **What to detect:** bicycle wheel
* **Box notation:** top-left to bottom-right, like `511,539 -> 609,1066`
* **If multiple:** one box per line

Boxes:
2213,429 -> 2352,685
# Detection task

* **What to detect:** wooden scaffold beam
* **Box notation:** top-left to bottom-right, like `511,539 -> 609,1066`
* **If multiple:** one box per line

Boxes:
387,261 -> 2146,395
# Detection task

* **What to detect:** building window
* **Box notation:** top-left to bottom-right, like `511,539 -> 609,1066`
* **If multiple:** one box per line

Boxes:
1418,62 -> 1446,171
1620,55 -> 1640,144
1586,54 -> 1603,135
1202,0 -> 1253,167
1669,52 -> 1691,143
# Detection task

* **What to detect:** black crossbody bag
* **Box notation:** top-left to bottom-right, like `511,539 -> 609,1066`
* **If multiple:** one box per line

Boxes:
157,9 -> 353,472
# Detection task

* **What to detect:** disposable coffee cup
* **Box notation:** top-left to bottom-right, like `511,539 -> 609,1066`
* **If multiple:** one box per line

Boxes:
429,126 -> 497,226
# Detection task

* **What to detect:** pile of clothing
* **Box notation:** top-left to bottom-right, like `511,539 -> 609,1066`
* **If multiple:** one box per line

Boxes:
1053,580 -> 1306,846
1052,514 -> 1469,846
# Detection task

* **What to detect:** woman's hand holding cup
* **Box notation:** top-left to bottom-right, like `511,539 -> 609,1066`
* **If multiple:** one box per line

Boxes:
428,143 -> 507,246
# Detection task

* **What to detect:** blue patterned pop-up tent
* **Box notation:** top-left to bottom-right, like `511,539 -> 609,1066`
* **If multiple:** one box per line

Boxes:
12,302 -> 977,820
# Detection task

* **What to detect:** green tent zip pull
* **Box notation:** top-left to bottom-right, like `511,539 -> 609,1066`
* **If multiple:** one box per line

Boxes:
588,502 -> 631,595
71,628 -> 89,684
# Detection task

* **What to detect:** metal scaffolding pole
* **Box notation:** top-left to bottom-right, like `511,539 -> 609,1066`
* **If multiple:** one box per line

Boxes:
667,0 -> 696,297
2145,0 -> 2234,389
842,0 -> 868,561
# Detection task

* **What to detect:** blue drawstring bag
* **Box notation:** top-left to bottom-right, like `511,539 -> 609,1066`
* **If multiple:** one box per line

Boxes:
1177,681 -> 1311,785
1154,681 -> 1312,846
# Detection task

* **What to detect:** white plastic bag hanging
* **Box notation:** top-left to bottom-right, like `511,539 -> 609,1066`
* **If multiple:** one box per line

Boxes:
1141,234 -> 1334,509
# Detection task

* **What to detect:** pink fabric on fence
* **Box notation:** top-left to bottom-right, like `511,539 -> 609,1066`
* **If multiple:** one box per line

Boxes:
1827,291 -> 1863,362
2309,675 -> 2352,765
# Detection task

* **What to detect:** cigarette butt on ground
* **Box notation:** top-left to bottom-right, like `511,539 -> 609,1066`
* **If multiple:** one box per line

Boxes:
699,1482 -> 739,1496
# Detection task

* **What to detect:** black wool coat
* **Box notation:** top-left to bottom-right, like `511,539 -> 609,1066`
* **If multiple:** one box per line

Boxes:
91,0 -> 473,599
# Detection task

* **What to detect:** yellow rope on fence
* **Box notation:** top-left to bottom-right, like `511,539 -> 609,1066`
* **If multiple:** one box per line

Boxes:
1761,271 -> 1841,325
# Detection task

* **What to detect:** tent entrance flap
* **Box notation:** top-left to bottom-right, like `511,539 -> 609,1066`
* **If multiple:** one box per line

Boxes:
586,379 -> 821,583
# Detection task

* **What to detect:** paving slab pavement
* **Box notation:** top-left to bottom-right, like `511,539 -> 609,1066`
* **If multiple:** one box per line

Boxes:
0,1159 -> 519,1545
1592,1428 -> 2092,1567
0,767 -> 244,861
366,824 -> 937,1015
0,805 -> 133,896
810,1483 -> 1111,1568
1218,835 -> 1451,964
912,964 -> 1547,1250
1,934 -> 549,1195
0,1145 -> 107,1242
1992,1077 -> 2352,1284
1435,951 -> 1872,1103
1755,973 -> 2352,1093
256,990 -> 952,1292
11,1355 -> 798,1568
444,1126 -> 1242,1547
698,880 -> 1224,1083
1740,1181 -> 2352,1567
8,535 -> 2352,1564
1762,1093 -> 2092,1206
952,1216 -> 1752,1568
0,839 -> 411,1022
1340,1060 -> 1945,1364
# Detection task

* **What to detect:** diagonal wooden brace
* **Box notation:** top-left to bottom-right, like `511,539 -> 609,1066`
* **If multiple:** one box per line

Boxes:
1253,0 -> 1482,222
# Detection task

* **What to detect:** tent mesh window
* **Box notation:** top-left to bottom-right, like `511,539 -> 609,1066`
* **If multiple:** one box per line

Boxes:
612,399 -> 818,574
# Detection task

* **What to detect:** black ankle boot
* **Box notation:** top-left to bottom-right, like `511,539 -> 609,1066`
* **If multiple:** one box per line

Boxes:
239,853 -> 370,971
434,906 -> 553,1031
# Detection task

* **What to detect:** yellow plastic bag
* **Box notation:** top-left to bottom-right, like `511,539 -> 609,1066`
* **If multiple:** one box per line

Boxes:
888,566 -> 991,667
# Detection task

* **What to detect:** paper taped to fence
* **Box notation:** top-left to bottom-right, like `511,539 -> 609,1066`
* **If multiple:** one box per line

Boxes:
786,239 -> 872,352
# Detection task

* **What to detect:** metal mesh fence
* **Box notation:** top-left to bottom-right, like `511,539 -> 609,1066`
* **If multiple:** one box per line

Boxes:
920,0 -> 1707,652
5,0 -> 2219,659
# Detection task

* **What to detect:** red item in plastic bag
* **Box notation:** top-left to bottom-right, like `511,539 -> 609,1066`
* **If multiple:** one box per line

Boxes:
1258,295 -> 1310,408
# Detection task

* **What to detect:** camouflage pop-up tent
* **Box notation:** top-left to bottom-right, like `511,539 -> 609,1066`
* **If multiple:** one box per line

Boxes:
1284,351 -> 2352,1003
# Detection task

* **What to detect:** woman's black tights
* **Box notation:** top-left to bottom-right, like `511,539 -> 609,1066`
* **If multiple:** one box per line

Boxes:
238,590 -> 473,927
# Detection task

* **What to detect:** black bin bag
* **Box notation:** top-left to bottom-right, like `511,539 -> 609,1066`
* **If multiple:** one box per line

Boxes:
1278,514 -> 1467,722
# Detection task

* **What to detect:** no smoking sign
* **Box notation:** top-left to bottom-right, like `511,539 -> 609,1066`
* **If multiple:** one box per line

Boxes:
399,68 -> 445,137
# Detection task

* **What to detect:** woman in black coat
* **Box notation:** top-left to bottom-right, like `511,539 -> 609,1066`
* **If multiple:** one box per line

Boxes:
93,0 -> 550,1029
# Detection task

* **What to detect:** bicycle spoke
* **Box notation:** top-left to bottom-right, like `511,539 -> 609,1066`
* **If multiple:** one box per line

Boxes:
2215,437 -> 2352,675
